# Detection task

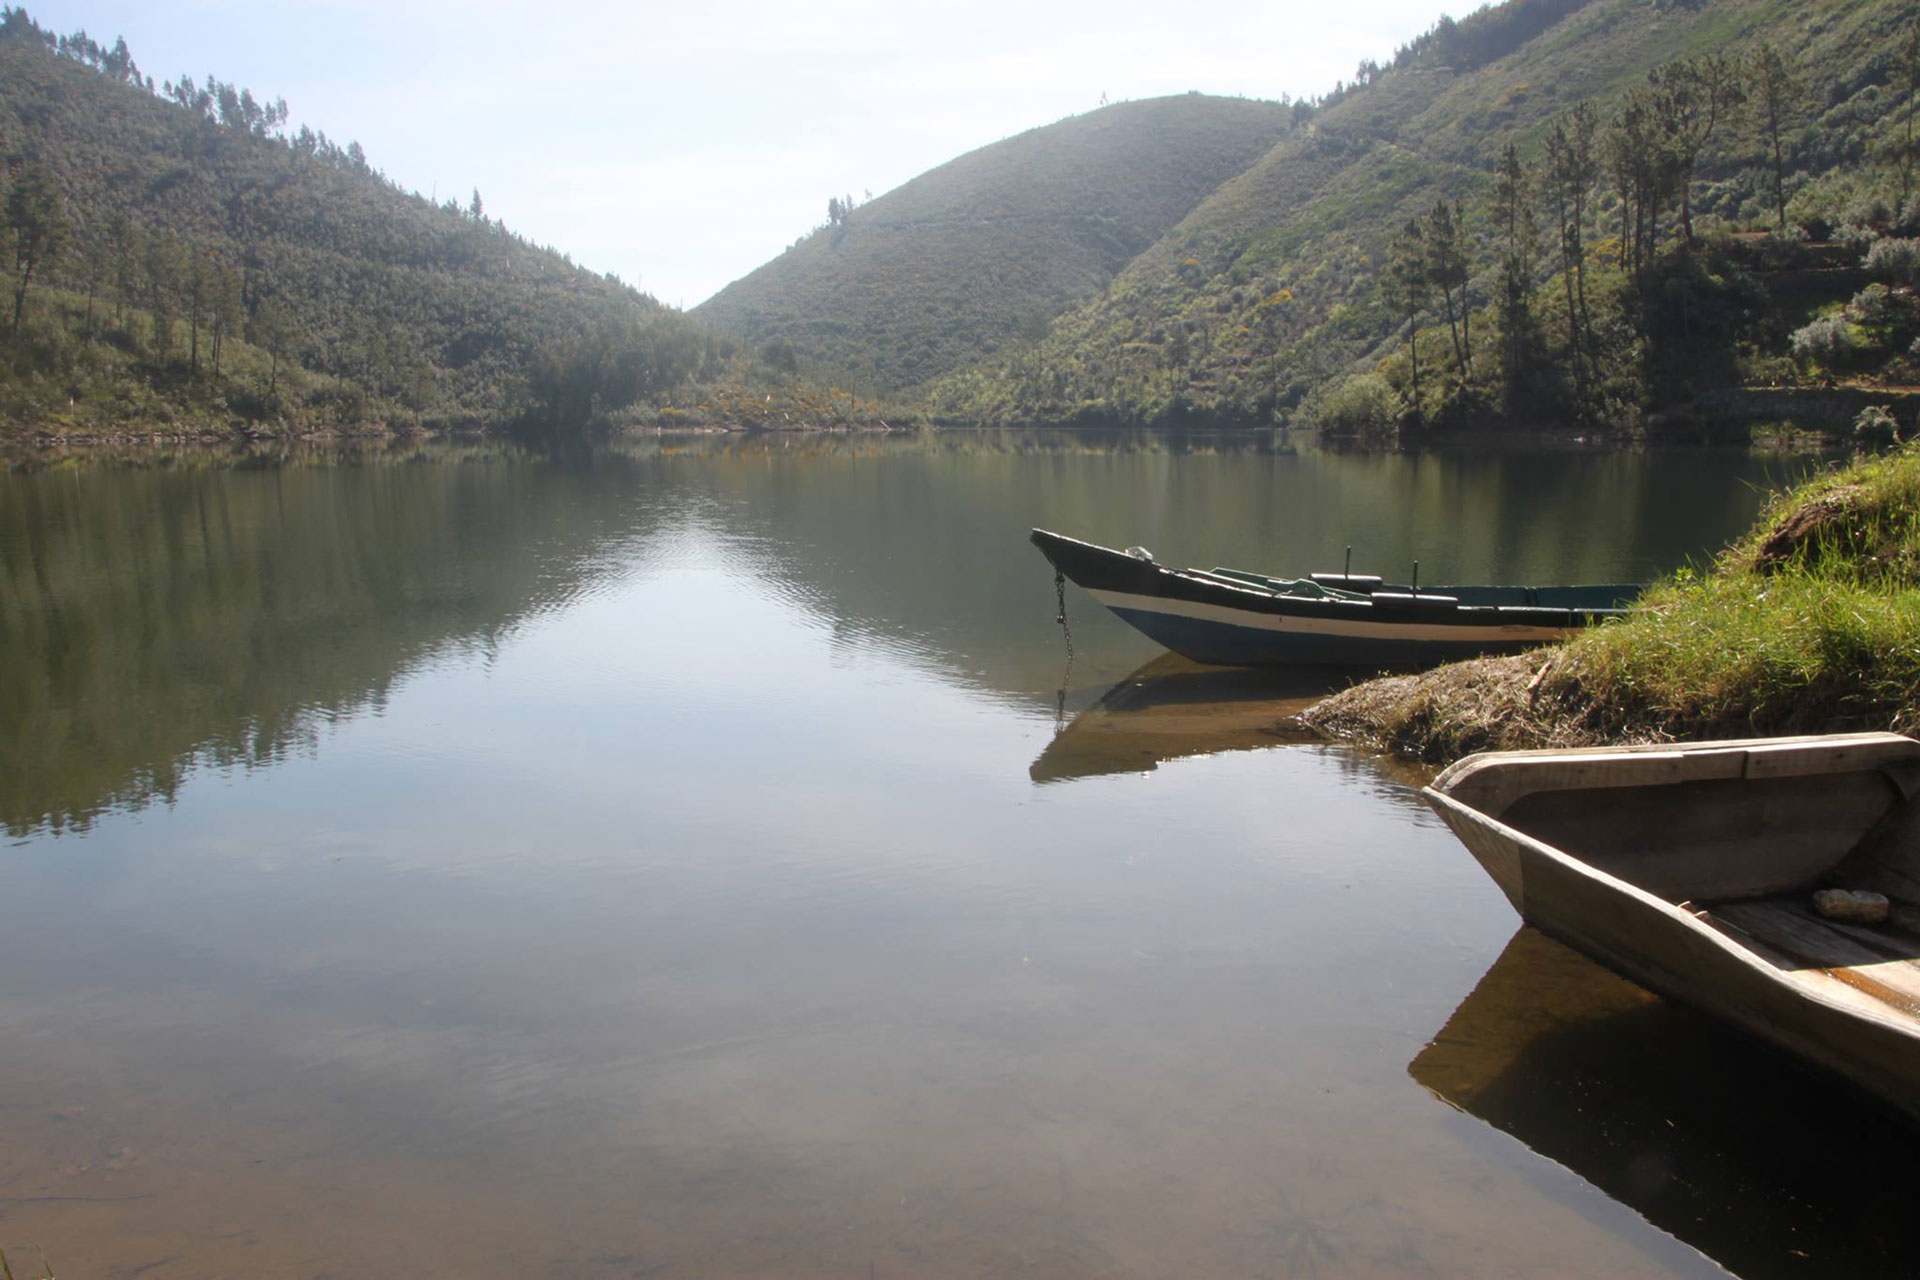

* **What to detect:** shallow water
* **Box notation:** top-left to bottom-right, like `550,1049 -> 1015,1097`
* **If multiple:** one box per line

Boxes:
0,431 -> 1909,1278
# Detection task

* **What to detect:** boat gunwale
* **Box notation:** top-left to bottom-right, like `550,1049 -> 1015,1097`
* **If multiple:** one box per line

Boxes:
1032,528 -> 1634,628
1430,732 -> 1920,817
1421,783 -> 1920,1042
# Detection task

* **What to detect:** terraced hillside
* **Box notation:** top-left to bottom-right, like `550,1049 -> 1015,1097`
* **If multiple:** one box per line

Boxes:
922,0 -> 1920,429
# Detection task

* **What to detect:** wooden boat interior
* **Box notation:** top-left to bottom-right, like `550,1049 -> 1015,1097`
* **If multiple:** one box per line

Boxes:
1450,738 -> 1920,1032
1205,564 -> 1635,611
1184,567 -> 1369,599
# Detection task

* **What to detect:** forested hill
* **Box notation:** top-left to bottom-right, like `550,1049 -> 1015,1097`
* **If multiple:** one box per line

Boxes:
694,94 -> 1292,392
916,0 -> 1920,436
0,8 -> 733,438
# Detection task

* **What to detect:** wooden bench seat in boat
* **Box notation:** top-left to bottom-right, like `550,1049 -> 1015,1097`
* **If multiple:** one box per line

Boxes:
1689,788 -> 1920,1027
1704,897 -> 1920,1022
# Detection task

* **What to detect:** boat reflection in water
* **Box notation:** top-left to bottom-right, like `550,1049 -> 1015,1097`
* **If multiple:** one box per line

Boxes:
1412,928 -> 1920,1279
1030,653 -> 1347,784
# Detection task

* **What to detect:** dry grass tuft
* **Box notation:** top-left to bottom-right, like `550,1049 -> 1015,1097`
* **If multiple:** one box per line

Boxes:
1300,653 -> 1671,761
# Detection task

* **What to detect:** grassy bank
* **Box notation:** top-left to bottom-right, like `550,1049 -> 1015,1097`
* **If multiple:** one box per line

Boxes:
1302,442 -> 1920,759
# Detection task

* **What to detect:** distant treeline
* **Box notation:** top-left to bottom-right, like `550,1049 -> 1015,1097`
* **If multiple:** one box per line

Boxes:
1391,0 -> 1590,75
1322,0 -> 1590,112
3,10 -> 144,82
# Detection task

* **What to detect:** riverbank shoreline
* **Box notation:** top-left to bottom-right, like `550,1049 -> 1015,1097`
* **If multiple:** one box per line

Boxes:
1300,442 -> 1920,762
1,410 -> 1870,462
1296,652 -> 1655,762
0,419 -> 902,466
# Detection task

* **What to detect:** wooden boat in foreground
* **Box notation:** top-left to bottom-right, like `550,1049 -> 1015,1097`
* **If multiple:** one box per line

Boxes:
1424,732 -> 1920,1126
1030,529 -> 1636,668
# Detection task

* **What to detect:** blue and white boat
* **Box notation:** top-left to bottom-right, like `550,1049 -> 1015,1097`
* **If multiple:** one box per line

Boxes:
1031,529 -> 1637,668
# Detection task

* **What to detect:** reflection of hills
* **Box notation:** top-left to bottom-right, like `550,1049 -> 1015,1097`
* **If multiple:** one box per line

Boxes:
0,434 -> 1812,836
1412,929 -> 1920,1280
0,446 -> 668,836
661,432 -> 1805,707
1029,653 -> 1342,784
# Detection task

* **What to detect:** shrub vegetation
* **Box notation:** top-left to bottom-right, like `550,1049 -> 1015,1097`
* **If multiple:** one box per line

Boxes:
927,0 -> 1920,439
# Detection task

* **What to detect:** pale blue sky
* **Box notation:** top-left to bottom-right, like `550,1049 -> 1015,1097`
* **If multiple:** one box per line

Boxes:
29,0 -> 1452,307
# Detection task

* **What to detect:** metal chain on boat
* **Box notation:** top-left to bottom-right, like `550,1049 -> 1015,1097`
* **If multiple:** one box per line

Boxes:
1053,569 -> 1075,659
1052,568 -> 1075,731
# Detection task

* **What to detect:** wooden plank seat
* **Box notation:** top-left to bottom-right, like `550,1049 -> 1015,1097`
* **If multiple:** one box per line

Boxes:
1706,897 -> 1920,1023
1698,789 -> 1920,1025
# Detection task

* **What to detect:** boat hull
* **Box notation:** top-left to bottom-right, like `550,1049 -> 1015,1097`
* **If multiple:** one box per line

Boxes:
1031,528 -> 1632,668
1424,734 -> 1920,1128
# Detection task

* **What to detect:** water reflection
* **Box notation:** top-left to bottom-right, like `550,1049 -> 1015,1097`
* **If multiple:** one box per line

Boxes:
677,432 -> 1818,706
0,433 -> 1860,1277
1031,653 -> 1345,783
0,447 -> 679,835
1413,928 -> 1920,1279
0,434 -> 1816,838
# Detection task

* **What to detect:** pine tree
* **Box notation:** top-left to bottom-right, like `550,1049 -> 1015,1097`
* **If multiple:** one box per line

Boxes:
186,245 -> 208,374
211,264 -> 244,375
6,161 -> 68,335
1494,142 -> 1538,402
1606,93 -> 1663,279
253,296 -> 295,397
1424,198 -> 1472,384
1385,219 -> 1429,419
145,232 -> 183,356
1752,45 -> 1799,234
79,228 -> 109,345
1647,56 -> 1745,248
106,211 -> 137,329
1543,103 -> 1599,415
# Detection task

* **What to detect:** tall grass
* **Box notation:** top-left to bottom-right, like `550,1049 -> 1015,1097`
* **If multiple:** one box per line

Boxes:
1305,442 -> 1920,759
1548,444 -> 1920,739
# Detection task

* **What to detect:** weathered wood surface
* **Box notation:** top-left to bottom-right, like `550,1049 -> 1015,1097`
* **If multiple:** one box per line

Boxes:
1710,899 -> 1920,1020
1432,732 -> 1920,820
1842,794 -> 1920,904
1423,733 -> 1920,1126
1504,771 -> 1901,902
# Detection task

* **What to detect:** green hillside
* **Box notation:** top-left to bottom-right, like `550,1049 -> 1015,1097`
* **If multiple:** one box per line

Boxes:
694,94 -> 1292,392
0,9 -> 757,440
15,0 -> 1915,442
927,0 -> 1920,434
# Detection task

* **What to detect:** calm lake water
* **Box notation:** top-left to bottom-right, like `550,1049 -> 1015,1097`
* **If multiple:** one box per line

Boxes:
1,430 -> 1913,1278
